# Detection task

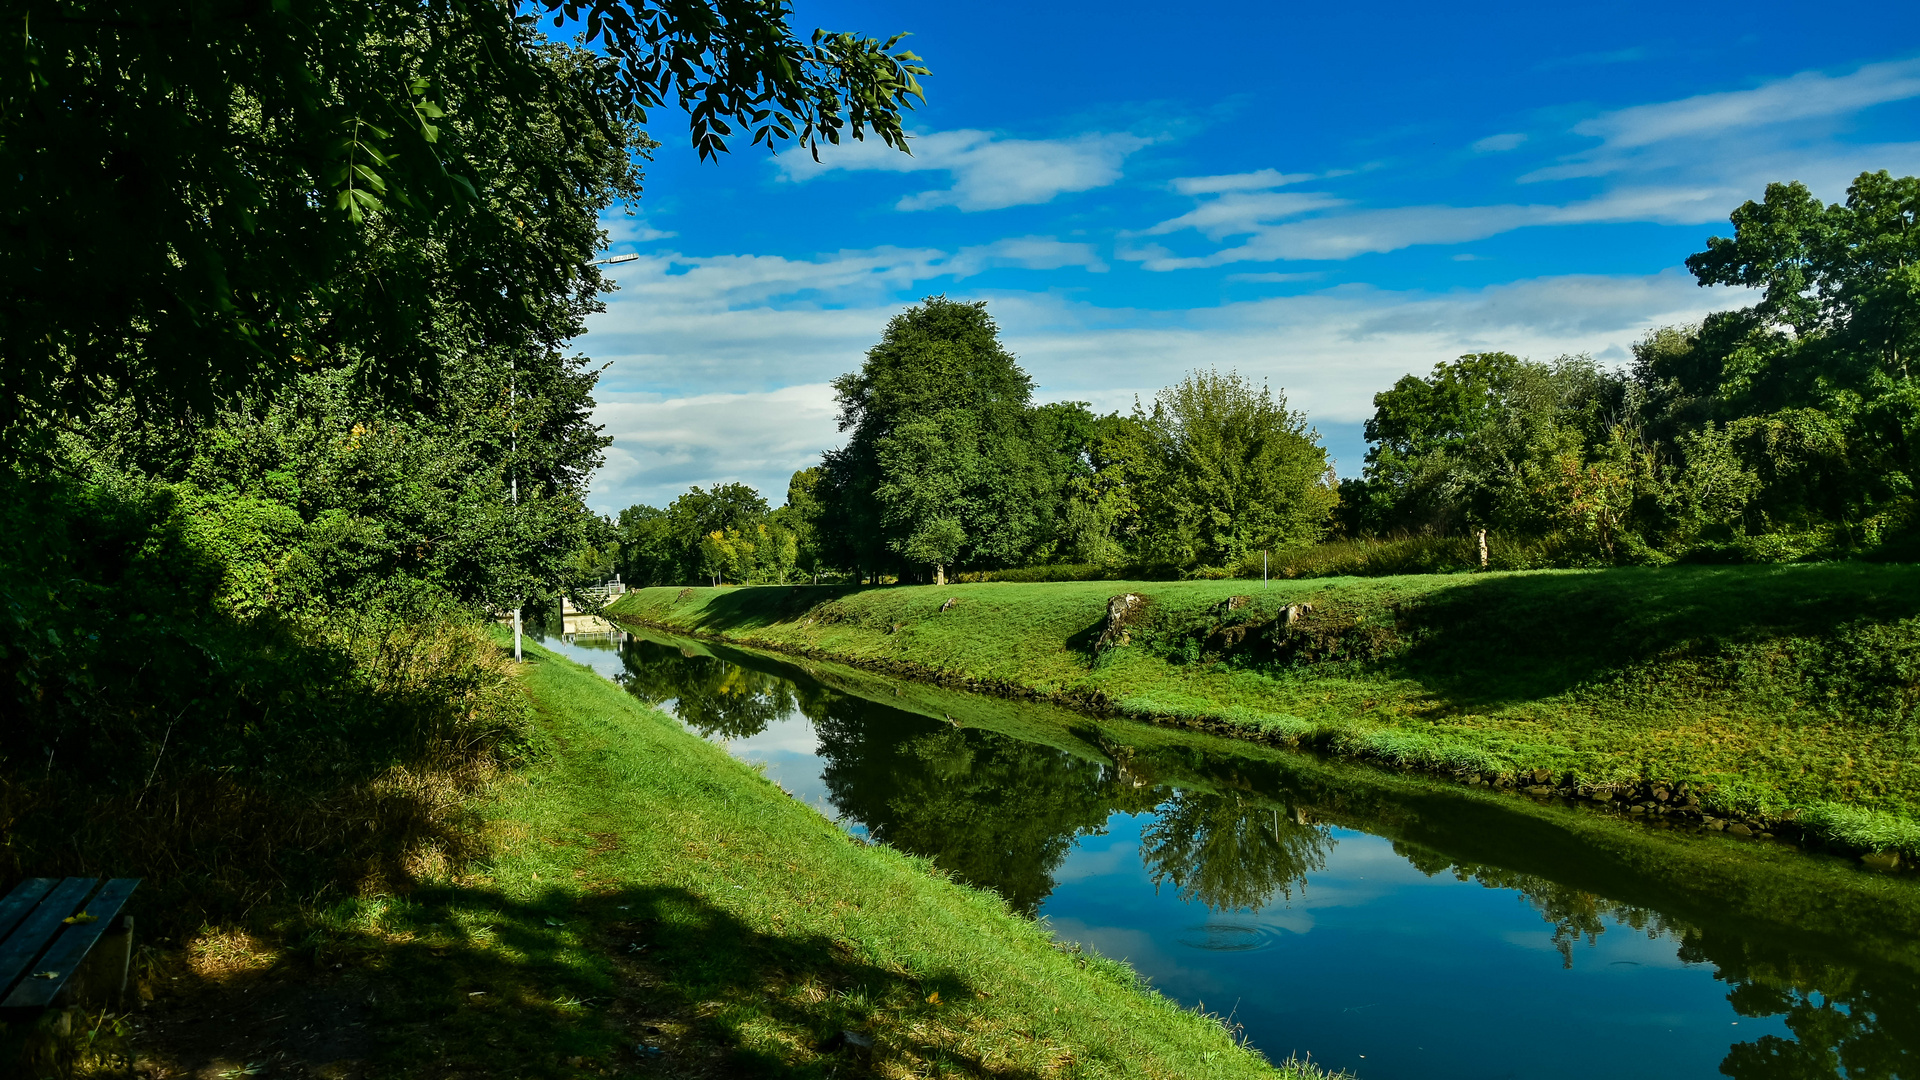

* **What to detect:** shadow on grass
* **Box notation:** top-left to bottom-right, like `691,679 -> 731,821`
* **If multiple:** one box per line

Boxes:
648,585 -> 861,635
1378,563 -> 1920,710
140,881 -> 1035,1080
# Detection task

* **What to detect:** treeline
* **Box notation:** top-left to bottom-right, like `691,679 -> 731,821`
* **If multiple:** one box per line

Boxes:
1342,171 -> 1920,568
619,171 -> 1920,585
615,298 -> 1337,585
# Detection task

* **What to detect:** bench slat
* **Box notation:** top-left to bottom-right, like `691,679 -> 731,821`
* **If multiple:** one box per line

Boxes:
0,878 -> 140,1011
0,879 -> 58,944
0,878 -> 97,996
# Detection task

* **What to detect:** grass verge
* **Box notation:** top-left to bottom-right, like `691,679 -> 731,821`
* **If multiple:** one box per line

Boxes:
121,632 -> 1329,1080
608,565 -> 1920,864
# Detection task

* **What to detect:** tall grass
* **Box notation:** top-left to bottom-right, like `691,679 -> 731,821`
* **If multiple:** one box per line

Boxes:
1,613 -> 533,925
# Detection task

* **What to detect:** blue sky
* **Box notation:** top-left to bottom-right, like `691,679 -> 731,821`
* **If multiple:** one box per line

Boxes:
574,0 -> 1920,514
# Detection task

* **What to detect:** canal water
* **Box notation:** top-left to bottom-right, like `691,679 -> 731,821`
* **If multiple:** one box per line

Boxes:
536,623 -> 1920,1080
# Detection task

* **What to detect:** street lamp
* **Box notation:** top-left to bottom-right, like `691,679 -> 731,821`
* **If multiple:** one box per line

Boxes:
592,252 -> 640,266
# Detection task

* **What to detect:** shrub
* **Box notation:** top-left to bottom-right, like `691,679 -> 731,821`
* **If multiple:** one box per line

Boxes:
1,476 -> 533,928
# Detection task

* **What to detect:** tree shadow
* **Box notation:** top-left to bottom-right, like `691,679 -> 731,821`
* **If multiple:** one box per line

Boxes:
1378,563 -> 1920,710
662,585 -> 860,634
133,881 -> 1043,1080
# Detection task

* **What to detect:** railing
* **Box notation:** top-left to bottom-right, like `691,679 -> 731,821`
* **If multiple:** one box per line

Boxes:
561,577 -> 625,615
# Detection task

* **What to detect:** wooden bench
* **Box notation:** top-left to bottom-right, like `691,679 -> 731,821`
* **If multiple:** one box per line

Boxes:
0,878 -> 140,1021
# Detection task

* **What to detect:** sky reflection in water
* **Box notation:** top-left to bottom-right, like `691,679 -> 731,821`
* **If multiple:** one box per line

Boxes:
536,626 -> 1916,1080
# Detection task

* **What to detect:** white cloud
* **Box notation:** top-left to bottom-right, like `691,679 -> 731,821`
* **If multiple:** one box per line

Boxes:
776,128 -> 1151,211
1133,203 -> 1553,267
579,266 -> 1751,508
1472,133 -> 1527,153
590,384 -> 840,511
1227,271 -> 1322,283
1575,57 -> 1920,151
593,238 -> 1102,319
1129,56 -> 1920,269
987,270 -> 1738,429
1139,191 -> 1346,239
1534,46 -> 1653,72
602,213 -> 676,245
947,236 -> 1109,276
1171,169 -> 1316,195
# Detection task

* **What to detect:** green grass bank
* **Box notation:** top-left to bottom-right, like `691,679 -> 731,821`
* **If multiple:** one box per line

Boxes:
485,638 -> 1312,1077
608,565 -> 1920,864
114,633 -> 1335,1079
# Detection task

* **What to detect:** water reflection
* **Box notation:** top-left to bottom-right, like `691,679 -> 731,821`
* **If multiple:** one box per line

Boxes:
1141,792 -> 1332,913
542,627 -> 1920,1080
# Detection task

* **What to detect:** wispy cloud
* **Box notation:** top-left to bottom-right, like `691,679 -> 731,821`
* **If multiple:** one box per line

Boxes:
595,237 -> 1104,313
1171,169 -> 1316,195
1226,271 -> 1322,283
776,128 -> 1151,211
1533,45 -> 1653,72
1574,57 -> 1920,151
1139,191 -> 1346,239
592,384 -> 839,509
1133,56 -> 1920,268
582,238 -> 1107,407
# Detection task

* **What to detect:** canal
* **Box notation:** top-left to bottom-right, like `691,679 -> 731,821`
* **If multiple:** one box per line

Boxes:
537,621 -> 1920,1080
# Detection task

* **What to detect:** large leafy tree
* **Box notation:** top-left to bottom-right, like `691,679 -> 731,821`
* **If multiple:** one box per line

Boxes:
1346,353 -> 1630,540
819,298 -> 1060,580
1128,369 -> 1336,565
1,0 -> 926,458
618,481 -> 770,585
34,32 -> 646,618
1679,171 -> 1920,514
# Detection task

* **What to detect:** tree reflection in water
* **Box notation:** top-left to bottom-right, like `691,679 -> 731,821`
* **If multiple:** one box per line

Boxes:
817,722 -> 1158,915
611,635 -> 1920,1080
1395,843 -> 1920,1080
1140,791 -> 1332,912
617,638 -> 801,740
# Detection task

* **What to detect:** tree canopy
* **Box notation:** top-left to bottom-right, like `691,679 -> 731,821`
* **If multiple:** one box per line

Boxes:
1330,171 -> 1920,567
2,0 -> 926,459
817,297 -> 1066,581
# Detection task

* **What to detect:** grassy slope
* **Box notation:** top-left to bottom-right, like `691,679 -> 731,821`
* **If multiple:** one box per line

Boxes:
609,565 -> 1920,853
301,634 -> 1307,1079
117,633 -> 1333,1080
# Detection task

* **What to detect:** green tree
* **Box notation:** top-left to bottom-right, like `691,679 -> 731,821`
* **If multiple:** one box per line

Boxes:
820,298 -> 1058,579
619,482 -> 772,585
1130,370 -> 1336,566
777,467 -> 828,582
1676,172 -> 1920,524
3,0 -> 927,461
1347,353 -> 1635,551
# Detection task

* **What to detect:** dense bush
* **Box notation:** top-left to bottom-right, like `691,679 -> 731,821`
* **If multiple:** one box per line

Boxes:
0,477 -> 533,926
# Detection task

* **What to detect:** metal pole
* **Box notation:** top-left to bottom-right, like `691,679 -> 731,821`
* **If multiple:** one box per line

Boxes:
1264,550 -> 1268,589
511,360 -> 522,663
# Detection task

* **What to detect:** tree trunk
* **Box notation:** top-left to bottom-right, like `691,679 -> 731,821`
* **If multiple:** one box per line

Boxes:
935,563 -> 946,586
1477,528 -> 1489,569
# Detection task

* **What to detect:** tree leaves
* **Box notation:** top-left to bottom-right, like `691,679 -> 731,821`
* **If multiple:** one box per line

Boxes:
2,0 -> 924,463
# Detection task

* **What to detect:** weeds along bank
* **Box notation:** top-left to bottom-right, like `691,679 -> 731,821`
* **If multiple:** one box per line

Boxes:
608,564 -> 1920,865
